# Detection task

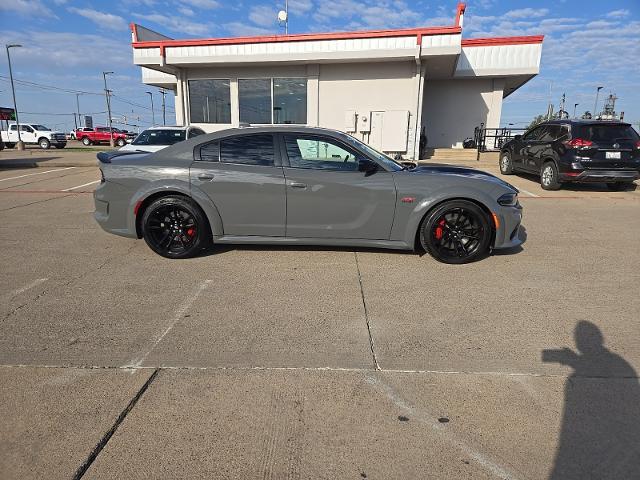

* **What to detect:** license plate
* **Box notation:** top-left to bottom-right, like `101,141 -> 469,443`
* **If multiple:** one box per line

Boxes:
606,151 -> 621,159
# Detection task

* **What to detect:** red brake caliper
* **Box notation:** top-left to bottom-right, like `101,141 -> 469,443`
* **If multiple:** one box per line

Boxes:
434,219 -> 446,240
186,228 -> 195,238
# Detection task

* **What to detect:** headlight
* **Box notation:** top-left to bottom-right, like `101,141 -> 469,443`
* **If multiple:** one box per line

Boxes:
497,192 -> 518,206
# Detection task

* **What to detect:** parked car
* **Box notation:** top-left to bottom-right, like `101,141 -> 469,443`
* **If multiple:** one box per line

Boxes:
69,127 -> 93,140
76,127 -> 128,147
1,123 -> 67,149
95,126 -> 523,263
500,120 -> 640,190
119,126 -> 206,152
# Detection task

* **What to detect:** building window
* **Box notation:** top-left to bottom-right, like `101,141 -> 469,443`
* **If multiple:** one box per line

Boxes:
189,79 -> 231,124
238,78 -> 307,125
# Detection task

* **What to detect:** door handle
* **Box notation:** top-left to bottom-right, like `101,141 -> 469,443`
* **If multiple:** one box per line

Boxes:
197,173 -> 215,181
289,182 -> 307,189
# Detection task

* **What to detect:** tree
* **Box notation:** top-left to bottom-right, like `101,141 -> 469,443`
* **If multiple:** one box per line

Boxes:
526,114 -> 547,130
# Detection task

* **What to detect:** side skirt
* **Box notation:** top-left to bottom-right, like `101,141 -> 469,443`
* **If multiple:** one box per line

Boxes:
213,235 -> 413,251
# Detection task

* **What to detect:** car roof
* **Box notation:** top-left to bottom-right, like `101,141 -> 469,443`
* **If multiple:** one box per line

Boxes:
143,126 -> 192,131
542,119 -> 630,126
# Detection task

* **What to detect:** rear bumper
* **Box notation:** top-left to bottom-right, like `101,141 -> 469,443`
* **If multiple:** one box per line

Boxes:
560,170 -> 640,183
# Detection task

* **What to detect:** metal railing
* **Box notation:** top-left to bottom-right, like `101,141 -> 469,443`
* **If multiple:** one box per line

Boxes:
473,123 -> 527,161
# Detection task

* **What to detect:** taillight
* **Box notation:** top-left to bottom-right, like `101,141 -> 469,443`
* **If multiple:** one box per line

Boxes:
635,141 -> 640,150
565,138 -> 593,147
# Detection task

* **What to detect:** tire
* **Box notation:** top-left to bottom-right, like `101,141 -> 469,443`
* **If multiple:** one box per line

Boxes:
540,161 -> 561,190
81,137 -> 92,146
116,138 -> 126,147
39,138 -> 50,150
606,182 -> 634,191
419,200 -> 492,264
499,152 -> 514,175
141,195 -> 211,259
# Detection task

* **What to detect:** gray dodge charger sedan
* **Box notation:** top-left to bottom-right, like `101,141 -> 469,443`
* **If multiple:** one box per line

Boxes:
94,126 -> 523,264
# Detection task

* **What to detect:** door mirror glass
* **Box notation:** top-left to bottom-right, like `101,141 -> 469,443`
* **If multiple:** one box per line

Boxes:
514,134 -> 522,141
358,158 -> 378,173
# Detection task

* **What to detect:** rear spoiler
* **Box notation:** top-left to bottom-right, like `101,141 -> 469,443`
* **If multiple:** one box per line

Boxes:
97,150 -> 149,163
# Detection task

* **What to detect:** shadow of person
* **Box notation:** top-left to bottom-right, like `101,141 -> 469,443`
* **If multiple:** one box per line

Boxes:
543,321 -> 640,479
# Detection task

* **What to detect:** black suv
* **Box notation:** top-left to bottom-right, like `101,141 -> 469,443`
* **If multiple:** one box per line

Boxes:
500,120 -> 640,190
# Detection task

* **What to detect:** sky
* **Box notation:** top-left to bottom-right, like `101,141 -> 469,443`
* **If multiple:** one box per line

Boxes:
0,0 -> 638,133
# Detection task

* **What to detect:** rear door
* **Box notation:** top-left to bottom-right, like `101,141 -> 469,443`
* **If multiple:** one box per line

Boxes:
520,125 -> 545,172
20,125 -> 37,143
574,123 -> 640,169
527,125 -> 558,171
190,133 -> 286,237
280,133 -> 396,240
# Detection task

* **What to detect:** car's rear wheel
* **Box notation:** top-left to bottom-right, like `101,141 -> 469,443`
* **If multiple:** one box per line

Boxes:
540,161 -> 561,190
420,200 -> 492,264
500,152 -> 514,174
81,137 -> 91,146
142,195 -> 210,259
606,182 -> 634,191
116,138 -> 126,147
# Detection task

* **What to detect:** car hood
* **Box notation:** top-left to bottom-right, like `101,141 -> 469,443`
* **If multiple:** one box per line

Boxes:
404,163 -> 518,192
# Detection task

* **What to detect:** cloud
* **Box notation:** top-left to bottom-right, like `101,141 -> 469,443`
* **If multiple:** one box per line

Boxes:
313,0 -> 422,29
249,5 -> 276,28
223,22 -> 273,36
68,8 -> 128,31
503,8 -> 549,20
133,13 -> 211,36
178,7 -> 195,16
606,9 -> 630,19
0,0 -> 57,18
180,0 -> 220,9
289,0 -> 314,15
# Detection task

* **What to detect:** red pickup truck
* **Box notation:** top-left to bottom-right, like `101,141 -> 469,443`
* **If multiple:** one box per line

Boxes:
76,127 -> 128,147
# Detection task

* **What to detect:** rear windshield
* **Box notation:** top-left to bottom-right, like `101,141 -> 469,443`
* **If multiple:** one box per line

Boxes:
575,124 -> 639,143
132,129 -> 186,146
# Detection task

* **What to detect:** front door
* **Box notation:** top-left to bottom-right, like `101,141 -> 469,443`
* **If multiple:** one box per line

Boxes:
190,133 -> 286,237
280,133 -> 396,239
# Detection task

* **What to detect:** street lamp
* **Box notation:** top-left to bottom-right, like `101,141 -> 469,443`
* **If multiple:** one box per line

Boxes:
76,93 -> 83,128
146,91 -> 155,126
103,71 -> 114,147
593,86 -> 603,120
6,44 -> 24,150
573,103 -> 579,118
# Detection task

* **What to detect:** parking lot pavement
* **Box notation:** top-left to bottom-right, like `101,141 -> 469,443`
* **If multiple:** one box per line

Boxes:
1,167 -> 639,478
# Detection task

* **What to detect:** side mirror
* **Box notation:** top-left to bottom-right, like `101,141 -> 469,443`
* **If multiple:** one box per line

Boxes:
514,134 -> 522,141
358,158 -> 378,173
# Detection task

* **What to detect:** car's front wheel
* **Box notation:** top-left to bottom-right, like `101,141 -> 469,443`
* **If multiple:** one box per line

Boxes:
500,152 -> 514,174
420,200 -> 492,264
39,138 -> 50,149
141,195 -> 211,259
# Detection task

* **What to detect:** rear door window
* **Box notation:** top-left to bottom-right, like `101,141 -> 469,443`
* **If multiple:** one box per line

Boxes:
538,125 -> 558,142
220,134 -> 274,166
523,126 -> 544,141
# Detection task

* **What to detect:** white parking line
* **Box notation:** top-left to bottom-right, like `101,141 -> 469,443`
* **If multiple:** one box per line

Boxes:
9,278 -> 48,298
62,180 -> 100,191
518,189 -> 540,198
0,167 -> 76,182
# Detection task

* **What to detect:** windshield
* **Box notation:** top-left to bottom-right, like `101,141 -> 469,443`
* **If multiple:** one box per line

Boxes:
132,129 -> 186,146
32,125 -> 51,131
341,133 -> 405,171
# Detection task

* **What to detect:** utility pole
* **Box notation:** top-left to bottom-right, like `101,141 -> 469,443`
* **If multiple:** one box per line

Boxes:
159,88 -> 167,125
76,93 -> 82,127
593,86 -> 603,120
146,91 -> 155,126
573,103 -> 579,118
103,71 -> 114,147
6,44 -> 24,150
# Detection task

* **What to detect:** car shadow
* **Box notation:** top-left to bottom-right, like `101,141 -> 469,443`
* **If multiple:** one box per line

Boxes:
510,172 -> 638,193
542,321 -> 640,479
0,157 -> 61,170
199,243 -> 412,258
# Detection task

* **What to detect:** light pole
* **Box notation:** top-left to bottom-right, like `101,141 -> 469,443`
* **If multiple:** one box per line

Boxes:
159,88 -> 166,125
76,93 -> 82,128
6,44 -> 24,150
593,86 -> 603,120
146,91 -> 155,126
103,71 -> 114,147
573,103 -> 579,118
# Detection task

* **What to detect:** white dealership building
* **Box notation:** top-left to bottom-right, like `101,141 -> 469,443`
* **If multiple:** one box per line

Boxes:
131,3 -> 543,159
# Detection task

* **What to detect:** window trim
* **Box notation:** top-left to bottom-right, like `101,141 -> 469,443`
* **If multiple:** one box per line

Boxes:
278,133 -> 369,172
187,78 -> 232,125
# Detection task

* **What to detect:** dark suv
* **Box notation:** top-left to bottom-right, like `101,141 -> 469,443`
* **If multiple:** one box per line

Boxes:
500,120 -> 640,190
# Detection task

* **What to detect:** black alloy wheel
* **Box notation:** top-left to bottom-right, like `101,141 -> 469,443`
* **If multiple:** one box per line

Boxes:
142,195 -> 210,259
420,200 -> 492,264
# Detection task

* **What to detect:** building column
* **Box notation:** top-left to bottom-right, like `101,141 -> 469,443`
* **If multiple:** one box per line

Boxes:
306,64 -> 319,126
486,78 -> 505,129
410,61 -> 426,160
174,70 -> 184,126
230,78 -> 239,127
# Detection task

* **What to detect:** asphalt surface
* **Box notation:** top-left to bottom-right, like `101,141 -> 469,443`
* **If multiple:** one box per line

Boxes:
1,164 -> 639,479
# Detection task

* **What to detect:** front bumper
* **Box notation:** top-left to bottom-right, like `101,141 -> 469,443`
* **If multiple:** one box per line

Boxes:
493,204 -> 524,250
560,170 -> 640,183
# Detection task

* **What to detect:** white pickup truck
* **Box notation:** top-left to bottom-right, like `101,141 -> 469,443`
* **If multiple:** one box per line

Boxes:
1,123 -> 67,149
